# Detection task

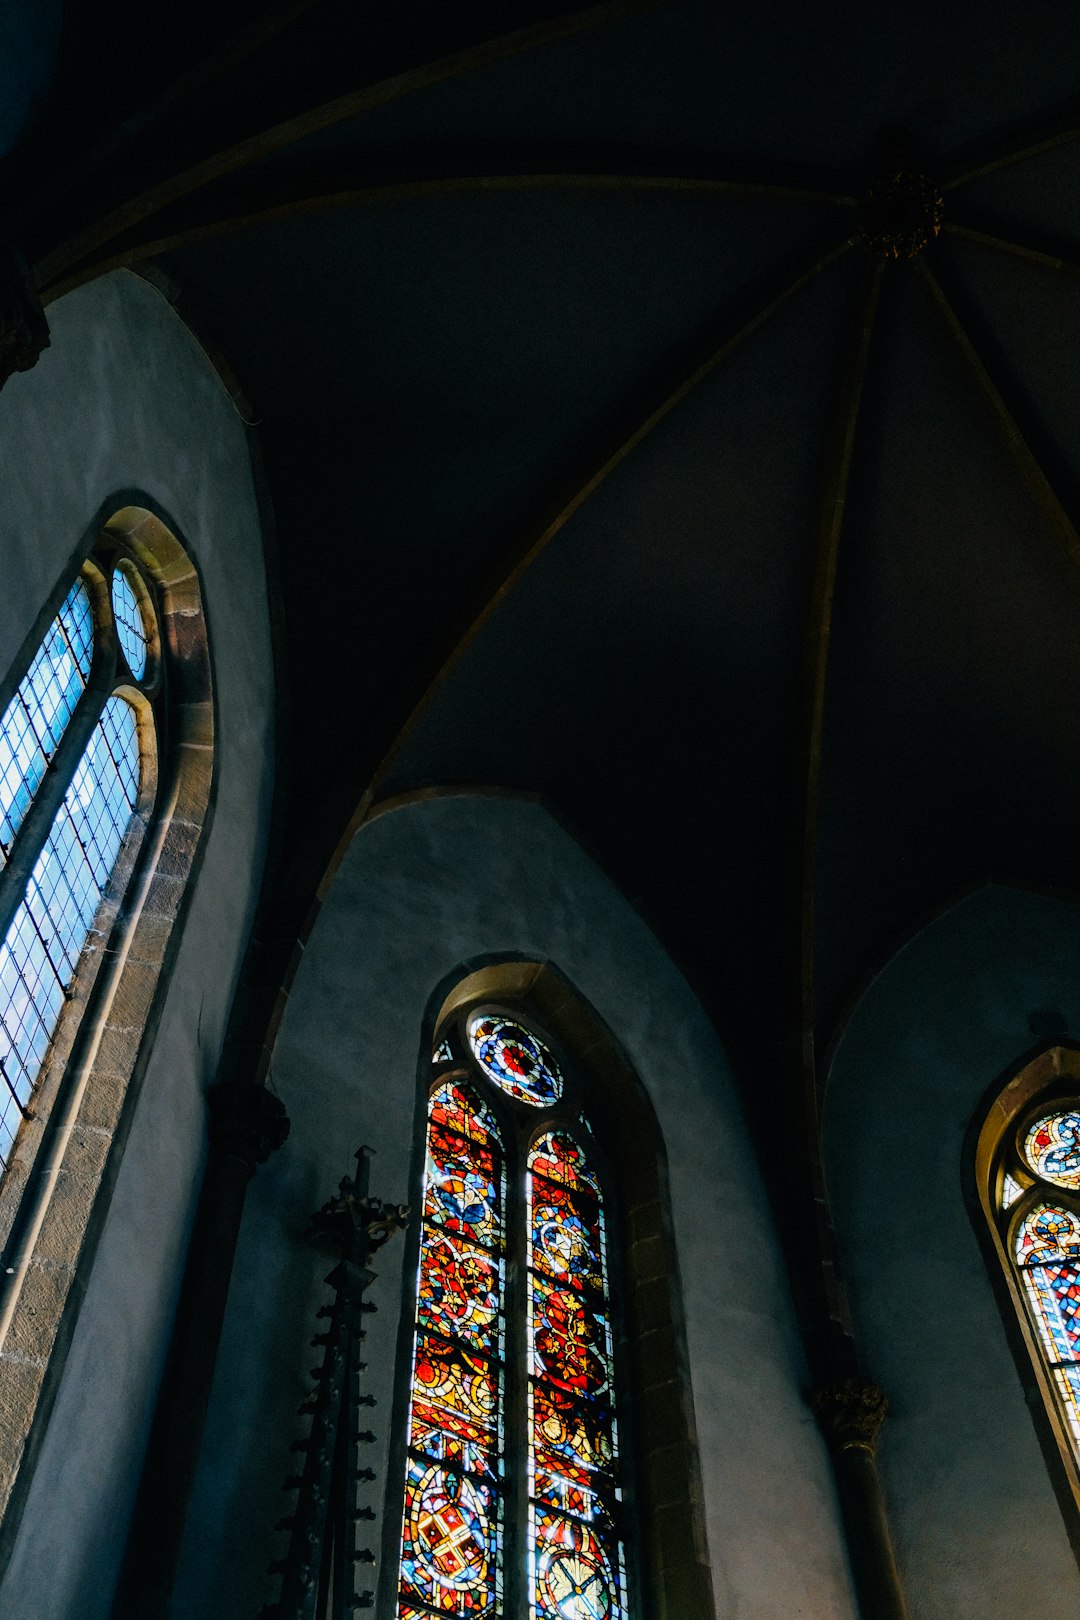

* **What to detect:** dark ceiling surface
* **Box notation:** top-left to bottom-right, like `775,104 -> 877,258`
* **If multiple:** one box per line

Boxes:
0,0 -> 63,155
146,0 -> 1080,1089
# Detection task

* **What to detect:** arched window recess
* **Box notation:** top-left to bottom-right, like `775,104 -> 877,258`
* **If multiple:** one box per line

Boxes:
387,960 -> 716,1620
975,1045 -> 1080,1524
0,504 -> 213,1557
0,536 -> 163,1180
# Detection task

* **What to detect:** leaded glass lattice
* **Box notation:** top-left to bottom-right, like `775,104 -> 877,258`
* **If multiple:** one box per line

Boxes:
398,1080 -> 506,1616
0,697 -> 140,1164
0,579 -> 93,864
111,563 -> 150,680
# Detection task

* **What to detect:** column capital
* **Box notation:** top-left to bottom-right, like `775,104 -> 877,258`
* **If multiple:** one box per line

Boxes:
207,1082 -> 289,1171
811,1376 -> 889,1455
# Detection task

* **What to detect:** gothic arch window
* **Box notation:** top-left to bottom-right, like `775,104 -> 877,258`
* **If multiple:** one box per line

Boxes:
396,1003 -> 632,1620
0,554 -> 156,1172
0,504 -> 213,1549
975,1045 -> 1080,1517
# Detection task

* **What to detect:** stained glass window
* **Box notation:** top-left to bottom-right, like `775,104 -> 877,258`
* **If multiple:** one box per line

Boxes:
467,1015 -> 563,1108
398,1080 -> 505,1615
0,555 -> 160,1176
1024,1110 -> 1080,1190
0,579 -> 93,864
398,1021 -> 631,1619
527,1132 -> 627,1620
1016,1203 -> 1080,1446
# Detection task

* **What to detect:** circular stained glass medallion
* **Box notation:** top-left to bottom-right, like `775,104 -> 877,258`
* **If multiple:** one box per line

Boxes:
467,1014 -> 563,1107
1023,1109 -> 1080,1189
536,1517 -> 615,1620
410,1464 -> 490,1594
111,561 -> 153,680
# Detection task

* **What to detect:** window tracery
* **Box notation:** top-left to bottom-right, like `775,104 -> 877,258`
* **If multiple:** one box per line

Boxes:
977,1050 -> 1080,1511
0,505 -> 214,1554
0,545 -> 160,1172
396,1008 -> 631,1620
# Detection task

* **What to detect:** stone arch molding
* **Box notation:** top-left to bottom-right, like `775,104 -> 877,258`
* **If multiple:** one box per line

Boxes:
174,791 -> 854,1620
822,882 -> 1080,1619
0,504 -> 213,1562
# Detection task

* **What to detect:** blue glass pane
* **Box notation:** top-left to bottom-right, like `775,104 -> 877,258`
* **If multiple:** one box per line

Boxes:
111,565 -> 149,680
0,580 -> 93,863
0,697 -> 140,1167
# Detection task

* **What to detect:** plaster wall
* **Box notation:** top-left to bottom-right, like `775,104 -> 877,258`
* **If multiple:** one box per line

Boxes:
176,792 -> 854,1620
823,883 -> 1080,1620
0,270 -> 275,1617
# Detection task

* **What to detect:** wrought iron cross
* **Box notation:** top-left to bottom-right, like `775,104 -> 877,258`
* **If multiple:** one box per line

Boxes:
258,1146 -> 408,1619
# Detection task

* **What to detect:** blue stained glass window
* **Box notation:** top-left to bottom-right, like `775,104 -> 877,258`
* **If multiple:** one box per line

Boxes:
0,697 -> 140,1166
111,564 -> 149,681
0,580 -> 93,864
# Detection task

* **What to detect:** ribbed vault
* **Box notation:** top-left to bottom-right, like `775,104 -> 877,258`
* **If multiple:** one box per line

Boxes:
9,0 -> 1080,1246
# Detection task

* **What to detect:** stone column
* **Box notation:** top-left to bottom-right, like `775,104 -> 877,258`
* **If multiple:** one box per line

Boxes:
812,1377 -> 909,1620
112,1083 -> 289,1620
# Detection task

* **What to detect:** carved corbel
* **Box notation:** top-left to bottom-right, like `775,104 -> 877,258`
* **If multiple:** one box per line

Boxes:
208,1081 -> 290,1172
811,1376 -> 890,1455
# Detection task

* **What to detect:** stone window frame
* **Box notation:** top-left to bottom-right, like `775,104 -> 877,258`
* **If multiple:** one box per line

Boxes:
0,503 -> 214,1571
379,957 -> 716,1620
971,1042 -> 1080,1558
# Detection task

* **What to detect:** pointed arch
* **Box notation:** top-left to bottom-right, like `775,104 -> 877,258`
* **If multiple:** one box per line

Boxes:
391,960 -> 700,1620
0,503 -> 214,1555
974,1044 -> 1080,1524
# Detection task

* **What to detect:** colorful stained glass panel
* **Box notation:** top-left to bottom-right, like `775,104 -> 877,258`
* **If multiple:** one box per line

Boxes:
425,1125 -> 502,1251
527,1133 -> 627,1620
1017,1204 -> 1080,1367
400,1460 -> 501,1615
417,1227 -> 504,1355
531,1176 -> 604,1292
1024,1111 -> 1080,1189
467,1015 -> 563,1107
400,1080 -> 506,1615
530,1507 -> 624,1620
530,1271 -> 612,1398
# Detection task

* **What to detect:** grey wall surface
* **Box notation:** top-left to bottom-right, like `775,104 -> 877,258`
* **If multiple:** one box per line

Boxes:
176,792 -> 854,1620
0,270 -> 275,1617
823,883 -> 1080,1619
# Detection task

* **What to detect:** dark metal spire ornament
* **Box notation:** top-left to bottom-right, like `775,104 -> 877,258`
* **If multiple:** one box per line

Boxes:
257,1147 -> 408,1620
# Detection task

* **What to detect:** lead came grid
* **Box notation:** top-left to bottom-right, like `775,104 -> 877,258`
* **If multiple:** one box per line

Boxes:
397,1080 -> 506,1617
0,581 -> 93,865
111,567 -> 148,681
0,697 -> 140,1165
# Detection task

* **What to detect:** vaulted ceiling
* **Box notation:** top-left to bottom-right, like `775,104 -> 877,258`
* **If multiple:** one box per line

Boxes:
10,0 -> 1080,1161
